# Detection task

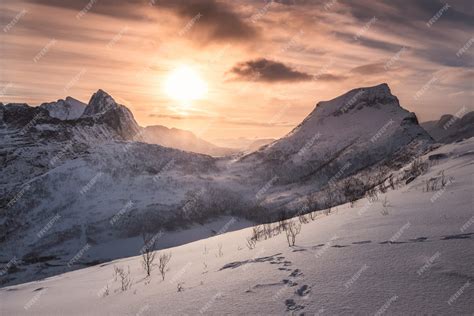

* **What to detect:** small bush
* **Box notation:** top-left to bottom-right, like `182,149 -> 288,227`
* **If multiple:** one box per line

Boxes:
298,214 -> 309,224
246,237 -> 256,249
285,220 -> 301,247
424,170 -> 450,192
405,157 -> 429,184
158,252 -> 172,281
114,265 -> 132,291
141,232 -> 157,278
217,243 -> 223,257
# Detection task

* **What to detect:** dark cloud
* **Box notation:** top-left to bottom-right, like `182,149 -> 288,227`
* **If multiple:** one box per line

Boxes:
27,0 -> 258,42
152,0 -> 258,42
26,0 -> 147,20
334,32 -> 406,53
335,0 -> 474,67
228,58 -> 312,82
347,0 -> 473,27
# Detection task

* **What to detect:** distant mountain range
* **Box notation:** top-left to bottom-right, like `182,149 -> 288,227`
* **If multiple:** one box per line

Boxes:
213,137 -> 275,152
421,110 -> 474,143
35,91 -> 238,156
0,83 -> 438,286
143,125 -> 237,156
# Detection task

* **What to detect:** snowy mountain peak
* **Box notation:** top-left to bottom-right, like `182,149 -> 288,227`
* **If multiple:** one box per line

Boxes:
40,97 -> 86,120
243,83 -> 433,188
83,89 -> 118,116
313,83 -> 398,118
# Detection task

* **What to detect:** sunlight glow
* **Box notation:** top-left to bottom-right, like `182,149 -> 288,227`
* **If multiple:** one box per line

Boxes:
164,65 -> 208,103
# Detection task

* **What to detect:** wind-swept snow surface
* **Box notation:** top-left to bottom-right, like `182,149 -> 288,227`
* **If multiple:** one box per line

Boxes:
1,139 -> 473,315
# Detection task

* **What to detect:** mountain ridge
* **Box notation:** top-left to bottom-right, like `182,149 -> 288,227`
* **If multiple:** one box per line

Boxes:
0,83 -> 438,287
421,110 -> 474,143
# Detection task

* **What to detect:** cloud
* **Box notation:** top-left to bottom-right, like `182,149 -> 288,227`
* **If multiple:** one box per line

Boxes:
228,58 -> 312,82
26,0 -> 258,42
350,62 -> 387,75
315,73 -> 348,81
153,0 -> 258,42
26,0 -> 147,20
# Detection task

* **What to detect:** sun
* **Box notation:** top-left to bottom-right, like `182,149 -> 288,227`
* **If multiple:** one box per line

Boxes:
164,65 -> 208,103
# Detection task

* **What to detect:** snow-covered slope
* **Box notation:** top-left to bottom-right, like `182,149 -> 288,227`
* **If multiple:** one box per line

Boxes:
39,97 -> 86,121
1,138 -> 472,315
242,83 -> 432,180
0,84 -> 437,289
144,125 -> 238,156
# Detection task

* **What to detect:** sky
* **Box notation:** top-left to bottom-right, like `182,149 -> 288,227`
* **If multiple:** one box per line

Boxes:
0,0 -> 473,144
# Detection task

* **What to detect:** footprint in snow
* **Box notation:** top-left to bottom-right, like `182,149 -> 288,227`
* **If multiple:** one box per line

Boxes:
409,237 -> 428,242
285,299 -> 304,311
289,269 -> 303,278
296,285 -> 311,298
282,279 -> 299,287
442,233 -> 473,240
352,240 -> 372,245
292,248 -> 307,252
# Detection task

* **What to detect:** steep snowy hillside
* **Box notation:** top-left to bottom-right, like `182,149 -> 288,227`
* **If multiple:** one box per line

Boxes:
39,97 -> 86,120
234,83 -> 433,209
144,125 -> 238,156
1,138 -> 472,315
242,83 -> 432,177
0,84 -> 436,288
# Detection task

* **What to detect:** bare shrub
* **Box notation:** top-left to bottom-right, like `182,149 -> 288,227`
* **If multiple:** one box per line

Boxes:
177,282 -> 184,292
305,194 -> 319,213
424,170 -> 450,192
246,237 -> 256,250
101,284 -> 110,297
324,184 -> 335,212
158,252 -> 172,281
440,170 -> 447,187
285,220 -> 301,246
298,214 -> 309,224
309,211 -> 317,221
341,177 -> 365,207
379,183 -> 387,193
217,243 -> 223,257
388,175 -> 395,190
252,226 -> 262,241
365,187 -> 379,202
113,265 -> 120,281
278,219 -> 288,233
114,265 -> 132,291
405,157 -> 429,184
141,232 -> 157,278
382,196 -> 390,207
263,224 -> 273,239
